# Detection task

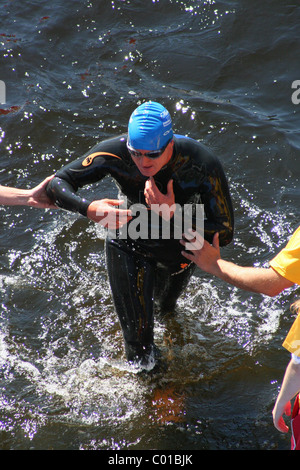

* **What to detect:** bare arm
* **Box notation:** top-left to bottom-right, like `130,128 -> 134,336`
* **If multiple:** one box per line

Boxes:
181,230 -> 294,297
0,176 -> 56,209
272,359 -> 300,432
215,263 -> 294,297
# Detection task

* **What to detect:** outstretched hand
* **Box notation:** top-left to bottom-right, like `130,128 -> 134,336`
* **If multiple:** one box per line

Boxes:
26,175 -> 57,209
180,230 -> 220,272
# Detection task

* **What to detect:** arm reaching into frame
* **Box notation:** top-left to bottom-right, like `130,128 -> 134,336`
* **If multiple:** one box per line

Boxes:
180,230 -> 294,297
0,176 -> 56,209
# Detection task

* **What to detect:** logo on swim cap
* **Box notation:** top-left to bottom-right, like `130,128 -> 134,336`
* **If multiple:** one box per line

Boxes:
128,101 -> 173,151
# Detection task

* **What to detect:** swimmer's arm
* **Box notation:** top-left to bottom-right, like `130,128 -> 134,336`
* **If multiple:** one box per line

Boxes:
86,199 -> 132,228
48,177 -> 132,228
46,150 -> 124,216
46,174 -> 92,215
181,232 -> 294,297
200,161 -> 234,247
47,161 -> 132,228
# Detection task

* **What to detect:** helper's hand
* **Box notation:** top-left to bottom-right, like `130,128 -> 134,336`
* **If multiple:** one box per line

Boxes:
27,175 -> 57,209
180,230 -> 219,271
144,177 -> 175,220
87,199 -> 132,229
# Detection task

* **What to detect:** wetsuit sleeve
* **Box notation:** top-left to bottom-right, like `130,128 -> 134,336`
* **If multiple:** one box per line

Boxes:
46,153 -> 114,216
201,159 -> 234,246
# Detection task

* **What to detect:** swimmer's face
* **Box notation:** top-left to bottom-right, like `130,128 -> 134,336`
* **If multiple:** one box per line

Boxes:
130,140 -> 174,177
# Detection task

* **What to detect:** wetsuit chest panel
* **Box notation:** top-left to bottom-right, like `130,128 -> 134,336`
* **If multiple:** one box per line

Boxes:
47,134 -> 234,247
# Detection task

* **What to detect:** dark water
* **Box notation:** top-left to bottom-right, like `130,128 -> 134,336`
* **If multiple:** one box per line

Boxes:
0,0 -> 299,451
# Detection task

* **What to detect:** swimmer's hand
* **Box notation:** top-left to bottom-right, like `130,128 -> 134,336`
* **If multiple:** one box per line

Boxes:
144,177 -> 175,220
87,199 -> 132,229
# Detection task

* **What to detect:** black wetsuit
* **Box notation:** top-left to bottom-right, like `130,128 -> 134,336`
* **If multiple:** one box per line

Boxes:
47,134 -> 234,365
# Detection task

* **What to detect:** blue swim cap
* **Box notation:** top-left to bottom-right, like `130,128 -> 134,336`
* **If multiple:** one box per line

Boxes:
128,101 -> 173,151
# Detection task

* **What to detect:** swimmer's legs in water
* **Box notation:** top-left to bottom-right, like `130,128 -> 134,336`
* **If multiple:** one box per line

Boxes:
154,262 -> 195,314
106,238 -> 155,366
105,238 -> 194,367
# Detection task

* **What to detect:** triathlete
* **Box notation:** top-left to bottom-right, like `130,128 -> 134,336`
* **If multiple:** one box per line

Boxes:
47,101 -> 234,367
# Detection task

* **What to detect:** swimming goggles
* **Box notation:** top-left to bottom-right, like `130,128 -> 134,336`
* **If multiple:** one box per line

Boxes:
126,139 -> 172,159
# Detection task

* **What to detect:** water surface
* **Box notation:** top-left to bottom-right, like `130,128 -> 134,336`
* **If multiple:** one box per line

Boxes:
0,0 -> 299,450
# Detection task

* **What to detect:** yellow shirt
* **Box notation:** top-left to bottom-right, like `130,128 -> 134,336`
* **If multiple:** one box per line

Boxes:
269,226 -> 300,356
282,314 -> 300,356
269,226 -> 300,285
